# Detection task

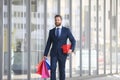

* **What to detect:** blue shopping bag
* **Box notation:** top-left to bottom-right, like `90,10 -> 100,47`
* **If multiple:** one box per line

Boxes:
45,58 -> 51,70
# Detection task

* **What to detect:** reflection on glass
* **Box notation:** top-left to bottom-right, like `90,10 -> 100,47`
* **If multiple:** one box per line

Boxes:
11,0 -> 27,79
81,0 -> 89,76
98,0 -> 104,74
3,5 -> 8,80
72,0 -> 80,77
30,0 -> 46,79
3,3 -> 8,80
106,0 -> 110,74
111,0 -> 117,73
91,0 -> 97,75
118,0 -> 120,73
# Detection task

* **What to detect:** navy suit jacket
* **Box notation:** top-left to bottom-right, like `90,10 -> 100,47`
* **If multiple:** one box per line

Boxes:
44,27 -> 76,57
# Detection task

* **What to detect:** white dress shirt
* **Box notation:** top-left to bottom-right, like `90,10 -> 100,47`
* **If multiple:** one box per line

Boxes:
55,25 -> 62,37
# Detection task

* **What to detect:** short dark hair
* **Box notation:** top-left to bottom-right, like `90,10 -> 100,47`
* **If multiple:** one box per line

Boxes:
55,15 -> 62,20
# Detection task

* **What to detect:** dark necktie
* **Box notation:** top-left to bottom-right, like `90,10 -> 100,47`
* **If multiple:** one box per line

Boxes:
56,28 -> 60,37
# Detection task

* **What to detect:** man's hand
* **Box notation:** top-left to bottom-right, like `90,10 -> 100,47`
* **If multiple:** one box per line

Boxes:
68,49 -> 72,53
42,56 -> 47,60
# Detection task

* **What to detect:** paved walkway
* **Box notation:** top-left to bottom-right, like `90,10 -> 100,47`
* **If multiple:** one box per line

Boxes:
3,74 -> 120,80
66,74 -> 120,80
86,75 -> 120,80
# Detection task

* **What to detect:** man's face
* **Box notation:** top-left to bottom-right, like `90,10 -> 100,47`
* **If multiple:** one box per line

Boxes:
55,17 -> 62,26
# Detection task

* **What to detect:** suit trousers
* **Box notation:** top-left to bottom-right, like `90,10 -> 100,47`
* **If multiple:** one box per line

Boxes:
50,55 -> 67,80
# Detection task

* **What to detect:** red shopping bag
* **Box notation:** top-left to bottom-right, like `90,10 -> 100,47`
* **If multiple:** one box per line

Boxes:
61,44 -> 71,54
36,60 -> 44,75
36,60 -> 50,78
41,61 -> 50,78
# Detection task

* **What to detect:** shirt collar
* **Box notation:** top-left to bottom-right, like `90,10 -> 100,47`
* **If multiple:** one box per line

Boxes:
56,25 -> 62,29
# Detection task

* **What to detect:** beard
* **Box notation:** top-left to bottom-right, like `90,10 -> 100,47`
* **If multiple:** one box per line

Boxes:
55,22 -> 61,26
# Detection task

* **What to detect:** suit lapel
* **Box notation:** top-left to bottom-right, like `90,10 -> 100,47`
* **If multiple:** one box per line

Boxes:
53,28 -> 56,38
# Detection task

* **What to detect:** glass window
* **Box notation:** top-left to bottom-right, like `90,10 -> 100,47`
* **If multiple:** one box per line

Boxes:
3,28 -> 8,80
81,0 -> 89,76
21,12 -> 23,17
18,12 -> 20,17
11,0 -> 28,79
98,0 -> 104,74
72,0 -> 80,77
2,0 -> 120,79
117,0 -> 120,72
3,2 -> 8,79
91,0 -> 97,75
106,0 -> 110,74
111,0 -> 117,74
118,0 -> 120,73
30,0 -> 46,79
14,12 -> 16,17
38,13 -> 40,18
4,12 -> 7,18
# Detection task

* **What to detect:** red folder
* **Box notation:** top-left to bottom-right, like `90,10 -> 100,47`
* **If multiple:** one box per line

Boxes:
61,44 -> 71,54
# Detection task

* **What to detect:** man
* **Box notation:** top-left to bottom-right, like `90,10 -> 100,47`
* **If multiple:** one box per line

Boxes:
43,15 -> 76,80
